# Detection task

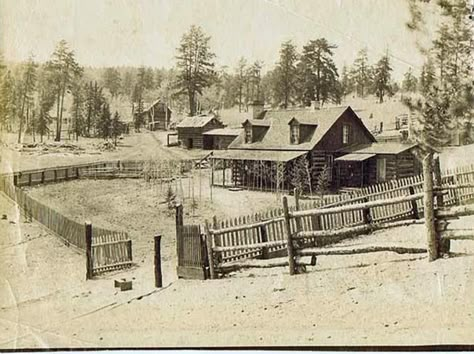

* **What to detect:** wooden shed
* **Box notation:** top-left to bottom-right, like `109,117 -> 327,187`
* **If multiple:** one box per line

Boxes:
176,115 -> 225,149
140,99 -> 172,131
335,143 -> 421,188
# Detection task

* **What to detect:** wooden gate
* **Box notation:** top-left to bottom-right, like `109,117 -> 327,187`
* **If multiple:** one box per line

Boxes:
176,205 -> 209,279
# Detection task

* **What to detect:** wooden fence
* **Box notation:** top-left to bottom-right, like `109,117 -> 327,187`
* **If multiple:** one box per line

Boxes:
204,162 -> 474,278
0,170 -> 133,277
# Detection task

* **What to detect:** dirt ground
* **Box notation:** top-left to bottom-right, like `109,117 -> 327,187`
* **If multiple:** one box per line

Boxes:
1,188 -> 474,348
0,130 -> 207,174
3,132 -> 474,348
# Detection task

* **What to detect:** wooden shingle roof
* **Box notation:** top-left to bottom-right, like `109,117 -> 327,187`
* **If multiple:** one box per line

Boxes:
176,115 -> 219,128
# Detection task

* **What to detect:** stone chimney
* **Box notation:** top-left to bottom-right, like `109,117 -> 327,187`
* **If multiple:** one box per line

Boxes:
310,100 -> 320,110
249,100 -> 265,119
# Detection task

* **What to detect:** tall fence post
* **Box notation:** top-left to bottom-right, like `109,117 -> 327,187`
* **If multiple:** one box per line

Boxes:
154,235 -> 163,288
282,196 -> 296,275
433,155 -> 450,254
362,197 -> 372,224
85,221 -> 93,280
204,220 -> 216,279
423,153 -> 438,261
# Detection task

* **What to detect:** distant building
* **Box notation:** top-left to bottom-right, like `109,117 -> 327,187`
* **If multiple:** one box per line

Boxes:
176,114 -> 225,149
135,99 -> 172,131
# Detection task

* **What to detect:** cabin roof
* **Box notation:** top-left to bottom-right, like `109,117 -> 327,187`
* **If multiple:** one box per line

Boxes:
176,115 -> 219,128
143,98 -> 172,113
202,128 -> 242,136
229,106 -> 375,151
340,142 -> 417,155
212,149 -> 307,162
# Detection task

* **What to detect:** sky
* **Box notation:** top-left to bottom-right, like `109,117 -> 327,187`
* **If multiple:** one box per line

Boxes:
0,0 -> 439,79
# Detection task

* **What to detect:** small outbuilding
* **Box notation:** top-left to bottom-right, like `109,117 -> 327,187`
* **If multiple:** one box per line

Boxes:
137,99 -> 172,131
176,114 -> 225,149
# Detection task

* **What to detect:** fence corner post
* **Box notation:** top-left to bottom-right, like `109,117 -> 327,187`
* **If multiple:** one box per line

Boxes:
423,153 -> 439,261
85,221 -> 93,280
282,196 -> 296,275
154,234 -> 163,288
204,220 -> 216,279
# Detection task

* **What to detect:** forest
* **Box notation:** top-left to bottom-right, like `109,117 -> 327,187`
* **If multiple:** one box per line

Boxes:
0,0 -> 471,152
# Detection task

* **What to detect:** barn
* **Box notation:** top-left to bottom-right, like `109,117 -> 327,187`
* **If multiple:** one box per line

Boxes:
202,128 -> 242,150
210,103 -> 420,192
176,114 -> 225,149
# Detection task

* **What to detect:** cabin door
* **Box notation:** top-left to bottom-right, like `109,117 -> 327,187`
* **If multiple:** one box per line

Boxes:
187,138 -> 193,149
376,158 -> 387,182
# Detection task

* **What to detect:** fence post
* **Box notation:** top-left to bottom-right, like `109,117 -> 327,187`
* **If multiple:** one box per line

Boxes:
204,220 -> 216,279
362,197 -> 372,224
41,171 -> 45,184
127,240 -> 133,262
154,235 -> 163,288
85,221 -> 93,280
282,196 -> 296,275
409,186 -> 420,219
423,153 -> 438,261
433,156 -> 450,254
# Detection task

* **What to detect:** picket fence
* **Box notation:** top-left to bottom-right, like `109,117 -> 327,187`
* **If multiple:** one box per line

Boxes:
206,164 -> 474,271
0,168 -> 133,276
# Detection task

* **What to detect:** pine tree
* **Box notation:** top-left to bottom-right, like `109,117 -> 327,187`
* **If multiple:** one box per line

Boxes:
175,25 -> 216,116
351,48 -> 372,97
273,40 -> 298,108
340,65 -> 353,99
17,56 -> 37,143
35,67 -> 56,142
418,60 -> 436,95
373,54 -> 393,103
297,38 -> 340,106
70,81 -> 84,140
97,103 -> 112,139
402,68 -> 418,93
46,40 -> 83,141
0,70 -> 15,132
102,67 -> 121,98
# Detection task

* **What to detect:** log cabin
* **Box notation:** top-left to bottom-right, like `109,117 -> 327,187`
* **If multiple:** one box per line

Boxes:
211,101 -> 421,192
176,114 -> 225,149
139,99 -> 172,131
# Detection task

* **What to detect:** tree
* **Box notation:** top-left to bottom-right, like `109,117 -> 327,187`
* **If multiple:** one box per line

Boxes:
175,25 -> 216,116
46,40 -> 83,141
290,155 -> 312,194
35,67 -> 56,142
273,40 -> 298,108
0,70 -> 16,132
405,0 -> 473,151
235,58 -> 247,112
102,67 -> 121,98
402,68 -> 418,93
340,65 -> 354,99
70,81 -> 84,140
373,54 -> 393,103
418,60 -> 436,95
111,111 -> 122,146
84,81 -> 105,136
17,56 -> 37,143
297,38 -> 340,106
97,103 -> 112,139
351,48 -> 372,97
315,164 -> 331,198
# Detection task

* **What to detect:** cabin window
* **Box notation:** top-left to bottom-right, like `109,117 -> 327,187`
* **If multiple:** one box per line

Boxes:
342,124 -> 351,145
245,126 -> 253,143
290,124 -> 300,144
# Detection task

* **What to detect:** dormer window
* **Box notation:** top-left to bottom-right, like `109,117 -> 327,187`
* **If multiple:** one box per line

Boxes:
290,124 -> 300,144
245,125 -> 253,143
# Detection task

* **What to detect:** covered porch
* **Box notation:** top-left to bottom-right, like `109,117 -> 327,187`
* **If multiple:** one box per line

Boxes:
334,153 -> 376,188
210,149 -> 308,191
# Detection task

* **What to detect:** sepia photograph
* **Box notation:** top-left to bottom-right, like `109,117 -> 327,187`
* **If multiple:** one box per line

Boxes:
0,0 -> 473,350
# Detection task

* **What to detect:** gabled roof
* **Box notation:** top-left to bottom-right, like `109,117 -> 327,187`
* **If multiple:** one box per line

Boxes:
143,98 -> 172,113
288,117 -> 318,125
176,115 -> 219,128
229,106 -> 375,151
242,119 -> 271,127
